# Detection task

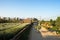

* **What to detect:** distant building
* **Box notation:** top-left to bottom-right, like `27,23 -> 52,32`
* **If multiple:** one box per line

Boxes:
23,18 -> 32,23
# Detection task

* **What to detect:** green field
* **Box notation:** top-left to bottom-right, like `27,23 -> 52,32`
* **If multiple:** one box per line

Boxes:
0,23 -> 29,39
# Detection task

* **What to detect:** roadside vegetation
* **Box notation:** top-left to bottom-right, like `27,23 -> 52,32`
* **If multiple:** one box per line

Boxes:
0,17 -> 31,40
0,23 -> 29,40
35,16 -> 60,34
49,17 -> 60,34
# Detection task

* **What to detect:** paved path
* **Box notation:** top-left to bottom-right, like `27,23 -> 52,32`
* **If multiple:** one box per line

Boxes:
28,27 -> 43,40
28,27 -> 60,40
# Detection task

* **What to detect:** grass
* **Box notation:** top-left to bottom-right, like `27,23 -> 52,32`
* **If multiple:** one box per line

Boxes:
0,23 -> 29,40
48,26 -> 60,34
0,23 -> 21,30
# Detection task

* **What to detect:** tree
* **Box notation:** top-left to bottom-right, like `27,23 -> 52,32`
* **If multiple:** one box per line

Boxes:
3,17 -> 7,23
33,18 -> 38,21
56,17 -> 60,27
40,20 -> 45,24
50,19 -> 56,26
56,17 -> 60,34
32,18 -> 38,26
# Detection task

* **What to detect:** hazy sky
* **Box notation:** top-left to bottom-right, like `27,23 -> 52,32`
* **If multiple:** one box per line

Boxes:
0,0 -> 60,20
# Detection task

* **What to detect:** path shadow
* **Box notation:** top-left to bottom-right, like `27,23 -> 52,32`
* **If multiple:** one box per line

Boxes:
18,23 -> 33,40
0,23 -> 33,40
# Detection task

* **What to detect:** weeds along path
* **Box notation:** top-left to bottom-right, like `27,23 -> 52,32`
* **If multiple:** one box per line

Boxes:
10,23 -> 32,40
0,23 -> 29,40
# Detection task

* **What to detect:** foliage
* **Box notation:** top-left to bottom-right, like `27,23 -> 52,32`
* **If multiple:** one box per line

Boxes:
0,17 -> 23,23
50,19 -> 56,26
56,17 -> 60,27
49,17 -> 60,34
40,20 -> 45,24
55,17 -> 60,34
0,23 -> 29,39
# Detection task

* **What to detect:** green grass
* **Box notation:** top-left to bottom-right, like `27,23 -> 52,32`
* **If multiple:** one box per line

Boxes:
48,26 -> 60,34
0,23 -> 21,30
0,23 -> 29,40
0,23 -> 29,34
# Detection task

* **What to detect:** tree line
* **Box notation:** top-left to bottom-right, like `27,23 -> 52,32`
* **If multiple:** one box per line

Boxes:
0,17 -> 38,23
0,17 -> 23,23
40,16 -> 60,34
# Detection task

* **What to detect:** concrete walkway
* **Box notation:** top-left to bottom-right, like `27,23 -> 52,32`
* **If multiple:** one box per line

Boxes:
28,27 -> 60,40
39,26 -> 57,37
28,27 -> 43,40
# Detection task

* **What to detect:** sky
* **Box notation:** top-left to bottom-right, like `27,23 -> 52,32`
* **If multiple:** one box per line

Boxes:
0,0 -> 60,20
